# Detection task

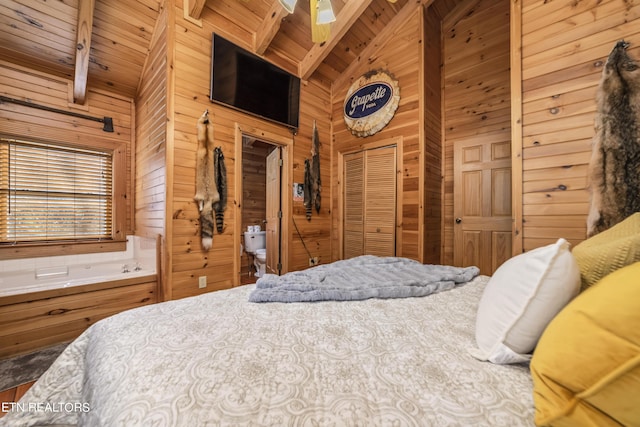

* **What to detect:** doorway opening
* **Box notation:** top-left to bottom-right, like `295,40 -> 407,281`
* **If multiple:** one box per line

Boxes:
234,124 -> 292,286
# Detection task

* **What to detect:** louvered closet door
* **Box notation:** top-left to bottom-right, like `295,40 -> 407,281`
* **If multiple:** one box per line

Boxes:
364,146 -> 396,256
343,146 -> 397,258
344,152 -> 364,259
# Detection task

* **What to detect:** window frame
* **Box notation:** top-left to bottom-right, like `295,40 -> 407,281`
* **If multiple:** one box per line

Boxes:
0,136 -> 127,260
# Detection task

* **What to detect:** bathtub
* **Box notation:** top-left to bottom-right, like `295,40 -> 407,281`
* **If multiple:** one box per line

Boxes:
0,235 -> 159,357
0,235 -> 157,297
0,260 -> 156,297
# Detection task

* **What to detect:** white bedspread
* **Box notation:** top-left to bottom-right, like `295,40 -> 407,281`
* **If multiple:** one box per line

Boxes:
1,275 -> 534,426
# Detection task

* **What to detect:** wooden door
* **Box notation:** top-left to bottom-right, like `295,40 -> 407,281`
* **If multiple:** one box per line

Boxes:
453,134 -> 512,274
343,145 -> 396,258
343,152 -> 364,259
265,146 -> 281,274
364,146 -> 397,256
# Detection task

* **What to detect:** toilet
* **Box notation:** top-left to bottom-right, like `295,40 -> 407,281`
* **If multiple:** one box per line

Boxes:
254,248 -> 266,277
243,231 -> 266,278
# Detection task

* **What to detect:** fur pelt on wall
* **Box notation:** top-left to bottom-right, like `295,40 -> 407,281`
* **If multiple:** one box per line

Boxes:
194,110 -> 219,250
303,121 -> 322,221
303,158 -> 312,221
587,40 -> 640,237
311,121 -> 322,214
212,146 -> 227,234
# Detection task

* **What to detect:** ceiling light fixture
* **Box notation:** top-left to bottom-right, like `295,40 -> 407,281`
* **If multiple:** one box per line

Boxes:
279,0 -> 334,43
316,0 -> 336,24
279,0 -> 335,24
278,0 -> 297,13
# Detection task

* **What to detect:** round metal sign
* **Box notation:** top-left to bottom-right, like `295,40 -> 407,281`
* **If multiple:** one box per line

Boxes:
343,70 -> 400,137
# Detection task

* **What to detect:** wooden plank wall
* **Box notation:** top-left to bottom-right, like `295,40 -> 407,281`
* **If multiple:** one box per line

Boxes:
0,60 -> 135,235
518,0 -> 640,251
5,0 -> 635,307
291,80 -> 333,269
331,9 -> 426,262
441,0 -> 511,265
135,3 -> 167,241
161,0 -> 332,300
135,2 -> 168,297
0,59 -> 162,356
241,141 -> 270,232
423,6 -> 443,264
0,277 -> 157,357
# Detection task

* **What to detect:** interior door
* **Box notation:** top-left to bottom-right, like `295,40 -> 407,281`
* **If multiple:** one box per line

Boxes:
343,152 -> 364,259
453,135 -> 512,274
364,146 -> 396,256
343,145 -> 396,258
265,146 -> 281,275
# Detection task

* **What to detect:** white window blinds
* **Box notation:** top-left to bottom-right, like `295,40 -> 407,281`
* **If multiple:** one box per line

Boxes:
0,138 -> 113,243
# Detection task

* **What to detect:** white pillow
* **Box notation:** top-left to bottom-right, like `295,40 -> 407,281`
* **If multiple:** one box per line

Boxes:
470,238 -> 580,364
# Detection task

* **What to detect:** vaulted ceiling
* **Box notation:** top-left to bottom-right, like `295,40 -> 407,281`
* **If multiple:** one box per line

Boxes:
0,0 -> 458,102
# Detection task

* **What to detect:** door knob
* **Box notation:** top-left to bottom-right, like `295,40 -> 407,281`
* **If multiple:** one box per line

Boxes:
455,217 -> 462,224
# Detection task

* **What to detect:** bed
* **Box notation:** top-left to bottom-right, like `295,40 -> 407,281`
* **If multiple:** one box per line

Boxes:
5,234 -> 638,426
0,255 -> 539,426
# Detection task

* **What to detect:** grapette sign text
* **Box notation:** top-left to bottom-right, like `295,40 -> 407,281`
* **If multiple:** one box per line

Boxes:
343,70 -> 400,137
345,83 -> 393,119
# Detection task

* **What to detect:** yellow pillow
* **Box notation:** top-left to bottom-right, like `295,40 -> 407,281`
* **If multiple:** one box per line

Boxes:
530,262 -> 640,426
572,212 -> 640,291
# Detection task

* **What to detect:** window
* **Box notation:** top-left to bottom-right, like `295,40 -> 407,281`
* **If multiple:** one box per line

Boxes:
0,138 -> 116,245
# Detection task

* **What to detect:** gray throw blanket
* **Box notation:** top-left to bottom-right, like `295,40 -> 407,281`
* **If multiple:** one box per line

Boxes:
249,255 -> 480,303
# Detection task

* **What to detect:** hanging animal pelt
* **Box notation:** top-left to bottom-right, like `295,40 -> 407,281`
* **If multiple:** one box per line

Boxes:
303,158 -> 313,221
587,40 -> 640,237
212,146 -> 227,234
311,120 -> 322,214
303,121 -> 322,221
194,110 -> 219,250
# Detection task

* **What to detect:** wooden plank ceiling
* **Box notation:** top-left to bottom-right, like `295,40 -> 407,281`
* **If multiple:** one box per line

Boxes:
0,0 -> 430,102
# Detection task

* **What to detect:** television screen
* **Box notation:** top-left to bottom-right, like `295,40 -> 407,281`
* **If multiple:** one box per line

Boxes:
210,34 -> 300,129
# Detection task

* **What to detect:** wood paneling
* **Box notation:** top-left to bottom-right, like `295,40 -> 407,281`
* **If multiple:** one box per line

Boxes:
0,0 -> 162,98
331,9 -> 425,262
0,0 -> 416,102
2,0 -> 638,309
423,5 -> 443,265
135,3 -> 168,299
242,141 -> 270,229
158,0 -> 332,299
0,277 -> 157,358
136,4 -> 167,242
442,0 -> 511,266
518,0 -> 640,251
0,60 -> 135,239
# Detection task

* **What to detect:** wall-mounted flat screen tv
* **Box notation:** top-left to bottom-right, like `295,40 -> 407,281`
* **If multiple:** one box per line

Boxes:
210,33 -> 300,129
